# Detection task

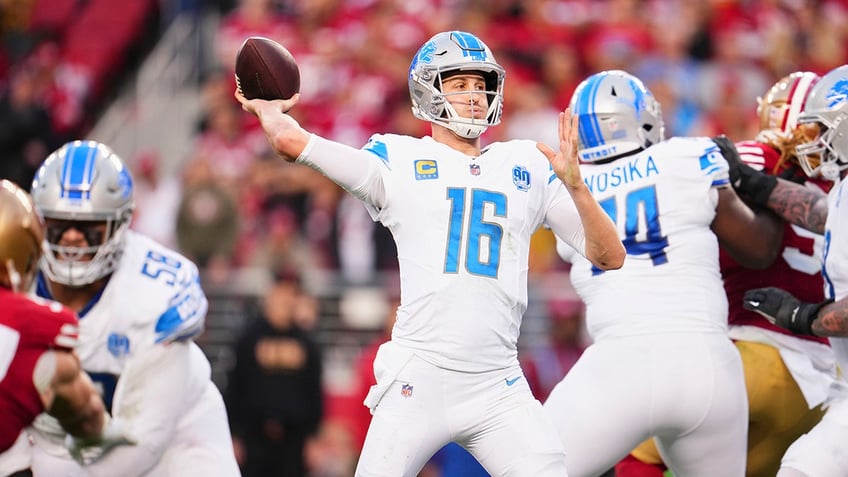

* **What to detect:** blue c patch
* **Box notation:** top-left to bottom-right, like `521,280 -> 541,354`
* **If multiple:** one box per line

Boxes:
415,160 -> 439,180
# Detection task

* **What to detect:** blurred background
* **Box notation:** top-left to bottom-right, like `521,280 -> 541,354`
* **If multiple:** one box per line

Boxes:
2,0 -> 846,474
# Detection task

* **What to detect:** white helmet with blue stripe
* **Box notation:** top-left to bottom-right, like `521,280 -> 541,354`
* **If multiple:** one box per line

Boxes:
408,30 -> 505,139
795,64 -> 848,180
570,70 -> 664,162
30,140 -> 134,286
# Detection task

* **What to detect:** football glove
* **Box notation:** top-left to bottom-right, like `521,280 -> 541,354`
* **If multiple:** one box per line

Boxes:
65,414 -> 135,466
713,135 -> 777,206
743,287 -> 831,336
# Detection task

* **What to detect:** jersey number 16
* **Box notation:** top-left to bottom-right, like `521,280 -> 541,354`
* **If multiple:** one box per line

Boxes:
444,188 -> 505,278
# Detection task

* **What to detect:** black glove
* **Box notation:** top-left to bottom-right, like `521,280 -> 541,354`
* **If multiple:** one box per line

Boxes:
743,287 -> 831,335
712,135 -> 777,206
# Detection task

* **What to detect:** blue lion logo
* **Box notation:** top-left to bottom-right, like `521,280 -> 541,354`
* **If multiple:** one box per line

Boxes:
410,41 -> 437,76
625,79 -> 648,120
825,78 -> 848,109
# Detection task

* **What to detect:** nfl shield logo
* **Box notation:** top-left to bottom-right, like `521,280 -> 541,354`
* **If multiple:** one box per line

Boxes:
469,164 -> 481,176
400,383 -> 413,398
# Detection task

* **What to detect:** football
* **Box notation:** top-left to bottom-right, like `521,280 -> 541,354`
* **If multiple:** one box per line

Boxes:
235,36 -> 300,101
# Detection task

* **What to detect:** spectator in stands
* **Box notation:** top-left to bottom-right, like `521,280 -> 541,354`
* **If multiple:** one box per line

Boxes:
175,156 -> 239,276
225,267 -> 323,477
0,65 -> 55,188
522,297 -> 588,402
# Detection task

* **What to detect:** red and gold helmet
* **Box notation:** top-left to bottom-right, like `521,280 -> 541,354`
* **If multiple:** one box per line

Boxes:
0,179 -> 44,292
756,72 -> 821,173
757,71 -> 820,136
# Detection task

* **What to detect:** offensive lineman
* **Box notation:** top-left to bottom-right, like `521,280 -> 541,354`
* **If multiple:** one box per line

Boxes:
545,70 -> 782,476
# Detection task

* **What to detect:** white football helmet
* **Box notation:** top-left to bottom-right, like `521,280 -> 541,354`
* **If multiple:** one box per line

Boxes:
408,31 -> 505,139
796,65 -> 848,180
569,70 -> 664,162
30,140 -> 135,286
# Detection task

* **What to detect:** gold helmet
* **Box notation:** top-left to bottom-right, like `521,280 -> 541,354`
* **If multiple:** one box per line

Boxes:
757,71 -> 820,136
756,71 -> 821,173
0,179 -> 44,292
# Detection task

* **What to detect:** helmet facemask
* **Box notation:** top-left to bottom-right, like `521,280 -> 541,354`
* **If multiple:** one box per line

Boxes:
409,31 -> 505,139
41,215 -> 132,287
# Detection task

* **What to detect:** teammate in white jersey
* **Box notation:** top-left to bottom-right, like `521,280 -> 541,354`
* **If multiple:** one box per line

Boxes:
235,30 -> 625,477
19,140 -> 241,477
619,71 -> 840,477
543,70 -> 783,477
739,64 -> 848,477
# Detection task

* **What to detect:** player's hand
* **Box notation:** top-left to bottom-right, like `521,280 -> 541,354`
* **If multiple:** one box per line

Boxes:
743,287 -> 828,336
234,88 -> 308,162
713,135 -> 777,206
66,416 -> 136,466
538,108 -> 583,190
234,88 -> 300,117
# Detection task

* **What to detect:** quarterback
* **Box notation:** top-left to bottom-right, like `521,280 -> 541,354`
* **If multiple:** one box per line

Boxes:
237,30 -> 624,477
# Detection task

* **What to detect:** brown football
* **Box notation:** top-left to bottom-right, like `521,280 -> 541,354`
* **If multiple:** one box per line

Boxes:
235,37 -> 300,101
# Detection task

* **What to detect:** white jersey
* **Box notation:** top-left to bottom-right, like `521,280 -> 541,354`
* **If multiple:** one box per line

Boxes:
824,178 -> 848,369
779,179 -> 848,476
37,231 -> 206,409
566,137 -> 730,340
29,231 -> 239,477
352,134 -> 588,372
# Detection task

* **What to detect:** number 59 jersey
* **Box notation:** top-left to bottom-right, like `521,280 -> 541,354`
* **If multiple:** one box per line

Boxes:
360,134 -> 587,373
568,137 -> 730,340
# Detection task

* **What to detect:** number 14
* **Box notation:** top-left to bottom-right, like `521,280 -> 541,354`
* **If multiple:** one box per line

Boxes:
595,185 -> 668,274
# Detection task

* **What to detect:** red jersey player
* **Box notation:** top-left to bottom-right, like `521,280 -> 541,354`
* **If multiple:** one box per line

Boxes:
619,72 -> 839,477
0,179 -> 124,468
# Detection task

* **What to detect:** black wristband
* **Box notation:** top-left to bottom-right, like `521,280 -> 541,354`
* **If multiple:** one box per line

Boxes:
739,168 -> 777,207
789,300 -> 833,335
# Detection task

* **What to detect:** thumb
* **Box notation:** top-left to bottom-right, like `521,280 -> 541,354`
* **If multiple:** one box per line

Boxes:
743,288 -> 768,308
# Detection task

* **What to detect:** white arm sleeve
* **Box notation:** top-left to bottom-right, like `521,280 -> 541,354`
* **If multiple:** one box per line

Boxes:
296,134 -> 387,208
545,193 -> 588,261
83,342 -> 210,477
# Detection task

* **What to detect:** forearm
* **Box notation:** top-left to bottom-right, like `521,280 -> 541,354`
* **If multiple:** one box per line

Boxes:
568,184 -> 625,270
54,384 -> 105,440
253,103 -> 311,162
766,178 -> 828,234
718,210 -> 783,269
47,353 -> 105,440
811,299 -> 848,336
